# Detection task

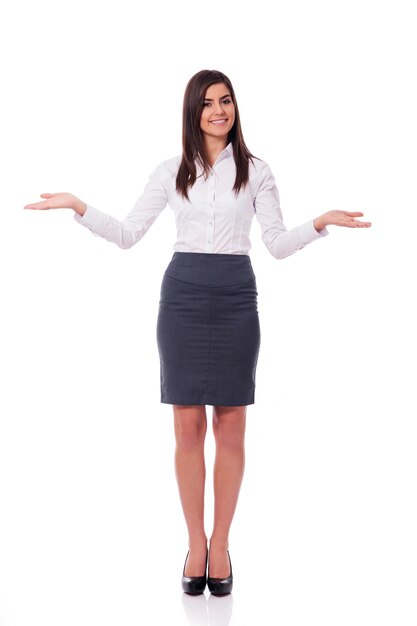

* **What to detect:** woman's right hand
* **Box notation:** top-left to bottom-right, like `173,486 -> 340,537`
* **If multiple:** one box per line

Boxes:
24,193 -> 87,216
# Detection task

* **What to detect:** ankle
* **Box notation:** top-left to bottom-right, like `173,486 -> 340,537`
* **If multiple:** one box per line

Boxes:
209,536 -> 229,549
188,535 -> 208,549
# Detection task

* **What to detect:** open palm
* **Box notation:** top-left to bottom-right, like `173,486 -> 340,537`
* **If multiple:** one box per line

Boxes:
325,210 -> 371,228
24,192 -> 77,211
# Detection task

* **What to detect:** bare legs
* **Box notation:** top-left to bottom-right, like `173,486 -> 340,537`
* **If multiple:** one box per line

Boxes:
173,404 -> 247,578
173,405 -> 208,576
210,405 -> 246,577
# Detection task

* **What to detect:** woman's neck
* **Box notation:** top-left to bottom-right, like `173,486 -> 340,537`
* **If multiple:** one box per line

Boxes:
203,137 -> 228,168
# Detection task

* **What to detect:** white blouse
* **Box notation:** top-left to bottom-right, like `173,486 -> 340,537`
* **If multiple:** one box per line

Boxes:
73,141 -> 329,258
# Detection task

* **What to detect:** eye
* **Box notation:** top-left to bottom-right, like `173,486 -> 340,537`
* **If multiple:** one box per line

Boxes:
203,99 -> 232,107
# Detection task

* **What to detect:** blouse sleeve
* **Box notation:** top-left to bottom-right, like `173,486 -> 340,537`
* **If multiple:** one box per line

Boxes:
253,161 -> 329,259
73,161 -> 168,249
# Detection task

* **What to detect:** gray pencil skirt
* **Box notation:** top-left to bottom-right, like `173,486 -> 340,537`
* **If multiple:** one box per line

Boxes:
156,251 -> 261,406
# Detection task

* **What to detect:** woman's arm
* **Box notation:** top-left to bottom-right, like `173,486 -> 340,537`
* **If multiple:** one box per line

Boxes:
253,162 -> 329,259
24,160 -> 169,249
71,161 -> 168,248
253,162 -> 371,260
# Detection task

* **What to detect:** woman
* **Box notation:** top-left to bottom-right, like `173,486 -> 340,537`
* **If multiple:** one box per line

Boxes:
24,69 -> 371,596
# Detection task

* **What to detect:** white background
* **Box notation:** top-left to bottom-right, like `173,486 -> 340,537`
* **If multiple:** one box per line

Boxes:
1,0 -> 416,624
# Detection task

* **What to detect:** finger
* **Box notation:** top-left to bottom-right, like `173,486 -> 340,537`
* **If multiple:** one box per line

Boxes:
337,220 -> 372,228
345,211 -> 364,216
339,221 -> 364,228
24,194 -> 53,209
23,202 -> 47,210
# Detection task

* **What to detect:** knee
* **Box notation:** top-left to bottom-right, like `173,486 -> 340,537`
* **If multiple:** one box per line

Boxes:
176,421 -> 207,449
174,406 -> 207,449
212,407 -> 246,449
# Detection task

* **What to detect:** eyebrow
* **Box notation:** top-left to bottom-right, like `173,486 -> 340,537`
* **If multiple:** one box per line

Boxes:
203,94 -> 231,101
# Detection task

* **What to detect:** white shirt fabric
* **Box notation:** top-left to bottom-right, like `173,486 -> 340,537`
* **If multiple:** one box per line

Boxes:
73,141 -> 329,258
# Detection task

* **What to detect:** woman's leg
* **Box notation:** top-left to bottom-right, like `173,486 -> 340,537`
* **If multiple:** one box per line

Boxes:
209,405 -> 247,578
173,404 -> 208,576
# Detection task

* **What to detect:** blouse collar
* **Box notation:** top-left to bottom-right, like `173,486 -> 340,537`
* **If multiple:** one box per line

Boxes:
195,141 -> 234,174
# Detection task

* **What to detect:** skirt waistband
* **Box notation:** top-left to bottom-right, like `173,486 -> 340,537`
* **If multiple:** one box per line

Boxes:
164,252 -> 256,287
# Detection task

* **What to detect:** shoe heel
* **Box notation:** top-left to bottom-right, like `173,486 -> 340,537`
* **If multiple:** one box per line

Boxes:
181,549 -> 208,595
207,549 -> 233,595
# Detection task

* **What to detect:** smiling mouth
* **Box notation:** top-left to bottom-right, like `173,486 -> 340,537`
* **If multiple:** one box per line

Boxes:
210,119 -> 228,125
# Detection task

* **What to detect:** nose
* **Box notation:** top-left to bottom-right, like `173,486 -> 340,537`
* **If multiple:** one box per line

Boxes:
213,102 -> 226,116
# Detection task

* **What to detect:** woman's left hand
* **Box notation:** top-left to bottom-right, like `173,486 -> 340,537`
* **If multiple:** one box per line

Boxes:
314,211 -> 372,232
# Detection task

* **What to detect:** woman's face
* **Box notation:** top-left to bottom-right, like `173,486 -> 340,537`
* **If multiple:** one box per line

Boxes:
200,82 -> 235,142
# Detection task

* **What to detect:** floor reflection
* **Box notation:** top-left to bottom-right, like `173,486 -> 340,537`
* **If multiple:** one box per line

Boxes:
182,590 -> 233,626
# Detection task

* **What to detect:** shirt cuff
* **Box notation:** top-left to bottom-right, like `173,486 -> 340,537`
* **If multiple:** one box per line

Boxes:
73,204 -> 102,229
298,219 -> 329,243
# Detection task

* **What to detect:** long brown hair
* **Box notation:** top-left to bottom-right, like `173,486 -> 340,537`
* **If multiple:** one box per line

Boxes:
176,69 -> 258,201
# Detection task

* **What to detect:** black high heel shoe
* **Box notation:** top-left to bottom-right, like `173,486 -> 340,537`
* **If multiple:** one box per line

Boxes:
181,548 -> 208,595
207,549 -> 233,595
